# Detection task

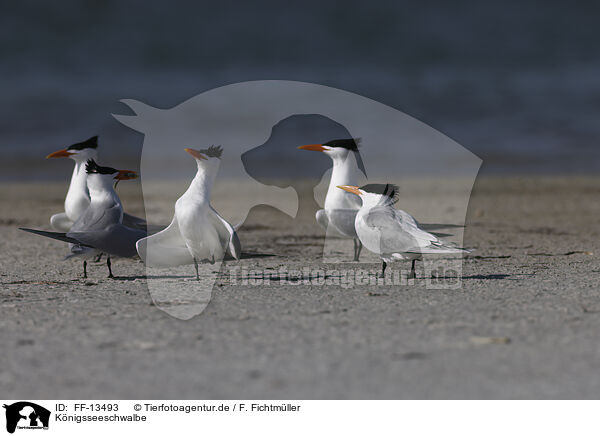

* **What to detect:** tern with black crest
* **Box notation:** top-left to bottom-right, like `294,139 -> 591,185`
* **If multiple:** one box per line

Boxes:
46,135 -> 149,232
21,160 -> 144,278
298,138 -> 365,261
338,183 -> 467,279
136,146 -> 241,280
46,136 -> 99,231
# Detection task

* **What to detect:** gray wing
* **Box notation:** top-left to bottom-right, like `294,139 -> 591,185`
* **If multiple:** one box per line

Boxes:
392,210 -> 464,236
123,212 -> 146,229
68,224 -> 146,258
210,207 -> 241,260
327,208 -> 358,238
122,212 -> 166,234
315,209 -> 329,230
71,202 -> 122,232
394,209 -> 418,226
19,228 -> 94,247
419,223 -> 465,231
365,206 -> 438,254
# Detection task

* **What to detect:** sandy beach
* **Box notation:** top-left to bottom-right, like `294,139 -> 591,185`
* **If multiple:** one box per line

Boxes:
1,175 -> 599,399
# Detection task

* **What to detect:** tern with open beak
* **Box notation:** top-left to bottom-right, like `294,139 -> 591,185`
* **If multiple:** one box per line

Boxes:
338,183 -> 468,279
136,146 -> 241,280
21,160 -> 145,278
298,138 -> 365,261
46,135 -> 149,232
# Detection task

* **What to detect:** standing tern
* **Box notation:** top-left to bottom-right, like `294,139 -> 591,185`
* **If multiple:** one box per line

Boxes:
20,160 -> 144,278
338,183 -> 467,279
298,138 -> 365,261
46,135 -> 149,232
46,136 -> 99,231
136,146 -> 241,280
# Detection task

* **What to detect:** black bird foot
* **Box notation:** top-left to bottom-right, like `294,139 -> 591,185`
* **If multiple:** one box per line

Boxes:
408,259 -> 417,279
378,261 -> 387,280
352,239 -> 362,261
93,253 -> 103,263
106,257 -> 114,279
194,258 -> 200,280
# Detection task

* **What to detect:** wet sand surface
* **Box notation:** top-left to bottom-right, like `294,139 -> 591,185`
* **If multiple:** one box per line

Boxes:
1,176 -> 599,399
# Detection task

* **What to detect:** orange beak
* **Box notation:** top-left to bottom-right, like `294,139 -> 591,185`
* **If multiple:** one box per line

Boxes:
46,148 -> 74,159
337,185 -> 361,196
184,148 -> 207,160
114,170 -> 138,181
297,144 -> 326,152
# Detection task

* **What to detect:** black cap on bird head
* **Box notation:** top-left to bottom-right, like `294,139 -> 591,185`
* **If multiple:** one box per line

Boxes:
360,183 -> 399,204
298,137 -> 366,176
323,138 -> 361,151
68,136 -> 98,151
327,138 -> 366,176
85,159 -> 117,175
199,145 -> 223,158
184,145 -> 223,160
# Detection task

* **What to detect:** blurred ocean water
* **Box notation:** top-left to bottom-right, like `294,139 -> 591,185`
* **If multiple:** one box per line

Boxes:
1,0 -> 599,179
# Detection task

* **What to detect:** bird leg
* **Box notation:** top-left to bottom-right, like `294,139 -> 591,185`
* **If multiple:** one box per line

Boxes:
106,256 -> 115,279
408,259 -> 417,279
83,260 -> 87,279
194,258 -> 200,281
353,239 -> 362,261
93,253 -> 103,263
378,260 -> 387,279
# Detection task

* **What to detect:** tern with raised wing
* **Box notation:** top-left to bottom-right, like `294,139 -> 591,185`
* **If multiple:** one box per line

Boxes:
21,160 -> 144,278
298,138 -> 365,261
136,146 -> 241,280
46,135 -> 149,232
338,183 -> 467,279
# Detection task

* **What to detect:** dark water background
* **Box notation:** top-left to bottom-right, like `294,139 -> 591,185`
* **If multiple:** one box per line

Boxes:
1,0 -> 599,179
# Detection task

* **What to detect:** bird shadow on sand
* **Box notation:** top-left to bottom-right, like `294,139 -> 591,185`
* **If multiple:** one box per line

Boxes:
111,275 -> 190,281
456,273 -> 534,280
2,280 -> 76,285
458,274 -> 511,280
109,252 -> 277,281
237,252 -> 276,260
428,232 -> 454,238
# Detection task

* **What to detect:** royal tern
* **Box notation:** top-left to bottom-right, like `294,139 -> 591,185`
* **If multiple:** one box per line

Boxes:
298,138 -> 365,261
46,136 -> 99,231
21,160 -> 144,278
136,146 -> 241,280
46,135 -> 148,232
338,183 -> 467,279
